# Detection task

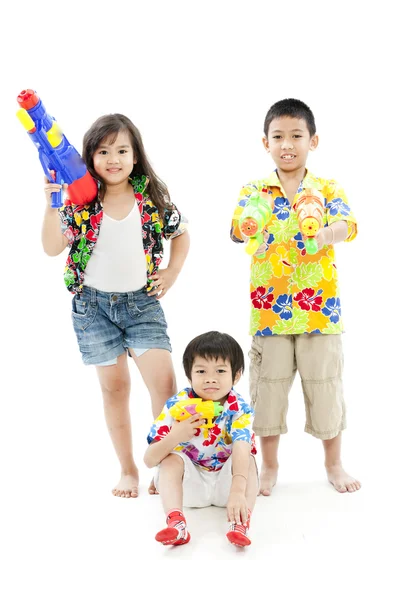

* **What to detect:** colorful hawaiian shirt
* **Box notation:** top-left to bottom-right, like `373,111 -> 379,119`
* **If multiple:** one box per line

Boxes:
147,387 -> 257,471
59,174 -> 187,294
230,171 -> 357,336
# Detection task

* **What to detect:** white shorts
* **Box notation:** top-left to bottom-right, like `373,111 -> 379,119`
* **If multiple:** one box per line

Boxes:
154,452 -> 234,508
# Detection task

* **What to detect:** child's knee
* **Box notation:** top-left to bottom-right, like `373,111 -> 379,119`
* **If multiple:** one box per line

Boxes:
160,453 -> 184,471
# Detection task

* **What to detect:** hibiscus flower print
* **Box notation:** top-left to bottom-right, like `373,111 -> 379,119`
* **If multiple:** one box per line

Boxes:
272,294 -> 293,320
251,286 -> 274,310
153,424 -> 171,441
294,288 -> 323,312
326,197 -> 350,217
273,196 -> 291,220
270,246 -> 292,278
322,297 -> 341,323
294,231 -> 306,256
320,249 -> 337,281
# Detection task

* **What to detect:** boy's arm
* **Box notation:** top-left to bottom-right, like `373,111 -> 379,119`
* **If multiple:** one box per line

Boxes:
315,220 -> 348,250
227,440 -> 251,524
324,181 -> 358,244
143,430 -> 182,469
144,414 -> 204,468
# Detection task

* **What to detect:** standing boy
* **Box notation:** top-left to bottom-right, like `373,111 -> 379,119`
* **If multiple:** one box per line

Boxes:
230,99 -> 361,495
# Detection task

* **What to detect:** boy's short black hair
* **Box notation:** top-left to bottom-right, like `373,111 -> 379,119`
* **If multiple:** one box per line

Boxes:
264,98 -> 316,138
183,331 -> 245,381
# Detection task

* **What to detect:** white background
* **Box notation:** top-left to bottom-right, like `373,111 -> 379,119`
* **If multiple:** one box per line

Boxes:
1,0 -> 398,596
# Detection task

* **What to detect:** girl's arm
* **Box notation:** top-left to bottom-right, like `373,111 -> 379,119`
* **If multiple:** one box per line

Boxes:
42,177 -> 69,256
148,231 -> 190,297
168,230 -> 190,274
42,205 -> 69,256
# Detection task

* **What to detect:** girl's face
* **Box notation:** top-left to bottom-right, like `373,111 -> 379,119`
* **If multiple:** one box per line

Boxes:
93,130 -> 136,186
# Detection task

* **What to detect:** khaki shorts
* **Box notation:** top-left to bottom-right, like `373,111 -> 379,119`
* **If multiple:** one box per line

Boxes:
249,334 -> 345,440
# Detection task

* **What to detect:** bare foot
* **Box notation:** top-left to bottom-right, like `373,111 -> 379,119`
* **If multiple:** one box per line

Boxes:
326,464 -> 361,493
112,472 -> 139,498
259,464 -> 278,496
148,477 -> 159,495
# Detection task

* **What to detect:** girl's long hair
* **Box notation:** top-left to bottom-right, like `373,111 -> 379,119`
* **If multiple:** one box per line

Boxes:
82,114 -> 169,217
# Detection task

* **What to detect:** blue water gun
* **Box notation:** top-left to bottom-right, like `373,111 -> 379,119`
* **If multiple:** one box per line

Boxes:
16,89 -> 98,208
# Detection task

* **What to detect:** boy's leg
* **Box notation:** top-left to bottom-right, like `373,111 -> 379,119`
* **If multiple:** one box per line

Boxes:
130,349 -> 177,494
249,335 -> 296,495
295,334 -> 361,493
259,435 -> 280,496
96,353 -> 138,498
155,453 -> 190,545
323,433 -> 361,493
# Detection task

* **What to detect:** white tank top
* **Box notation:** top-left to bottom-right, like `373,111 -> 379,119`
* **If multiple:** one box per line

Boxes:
84,201 -> 147,292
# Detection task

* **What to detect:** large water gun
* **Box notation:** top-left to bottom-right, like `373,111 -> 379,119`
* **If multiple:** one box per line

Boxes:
170,399 -> 224,438
239,191 -> 273,258
16,89 -> 98,208
293,189 -> 325,255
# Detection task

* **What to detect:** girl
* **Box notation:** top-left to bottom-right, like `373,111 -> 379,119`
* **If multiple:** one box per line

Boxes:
42,113 -> 189,498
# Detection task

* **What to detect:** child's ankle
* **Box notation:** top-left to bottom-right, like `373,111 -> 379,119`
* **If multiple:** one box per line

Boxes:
166,509 -> 185,525
155,509 -> 190,546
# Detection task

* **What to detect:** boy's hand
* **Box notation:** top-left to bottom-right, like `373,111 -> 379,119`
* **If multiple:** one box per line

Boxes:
227,490 -> 248,525
171,414 -> 205,442
148,267 -> 178,299
242,229 -> 269,255
315,226 -> 333,250
44,172 -> 68,208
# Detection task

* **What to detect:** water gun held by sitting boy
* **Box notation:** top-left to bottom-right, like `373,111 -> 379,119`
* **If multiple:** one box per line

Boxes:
16,89 -> 97,208
170,399 -> 224,438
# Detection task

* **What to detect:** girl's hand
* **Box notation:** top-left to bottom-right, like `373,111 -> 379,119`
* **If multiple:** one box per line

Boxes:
44,172 -> 68,208
171,415 -> 205,443
148,268 -> 178,299
227,490 -> 248,525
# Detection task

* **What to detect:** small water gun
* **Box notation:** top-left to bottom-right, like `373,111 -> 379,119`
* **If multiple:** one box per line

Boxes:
293,189 -> 325,255
16,89 -> 98,208
170,399 -> 224,438
239,191 -> 273,258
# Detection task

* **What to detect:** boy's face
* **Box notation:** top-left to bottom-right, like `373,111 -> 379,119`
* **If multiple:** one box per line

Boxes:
189,356 -> 241,403
263,117 -> 318,172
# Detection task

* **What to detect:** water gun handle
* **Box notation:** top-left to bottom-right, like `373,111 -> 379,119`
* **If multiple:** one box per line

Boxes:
304,237 -> 318,255
39,153 -> 63,208
246,235 -> 262,255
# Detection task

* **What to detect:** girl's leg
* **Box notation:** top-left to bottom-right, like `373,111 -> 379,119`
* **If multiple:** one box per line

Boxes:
155,454 -> 190,546
131,349 -> 177,418
130,348 -> 177,494
96,352 -> 138,498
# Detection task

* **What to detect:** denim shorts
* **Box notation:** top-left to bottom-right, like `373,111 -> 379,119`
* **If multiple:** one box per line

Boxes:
71,286 -> 172,366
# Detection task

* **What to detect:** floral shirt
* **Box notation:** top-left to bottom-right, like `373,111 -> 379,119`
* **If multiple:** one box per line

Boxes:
230,171 -> 357,336
147,387 -> 257,471
59,174 -> 187,294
